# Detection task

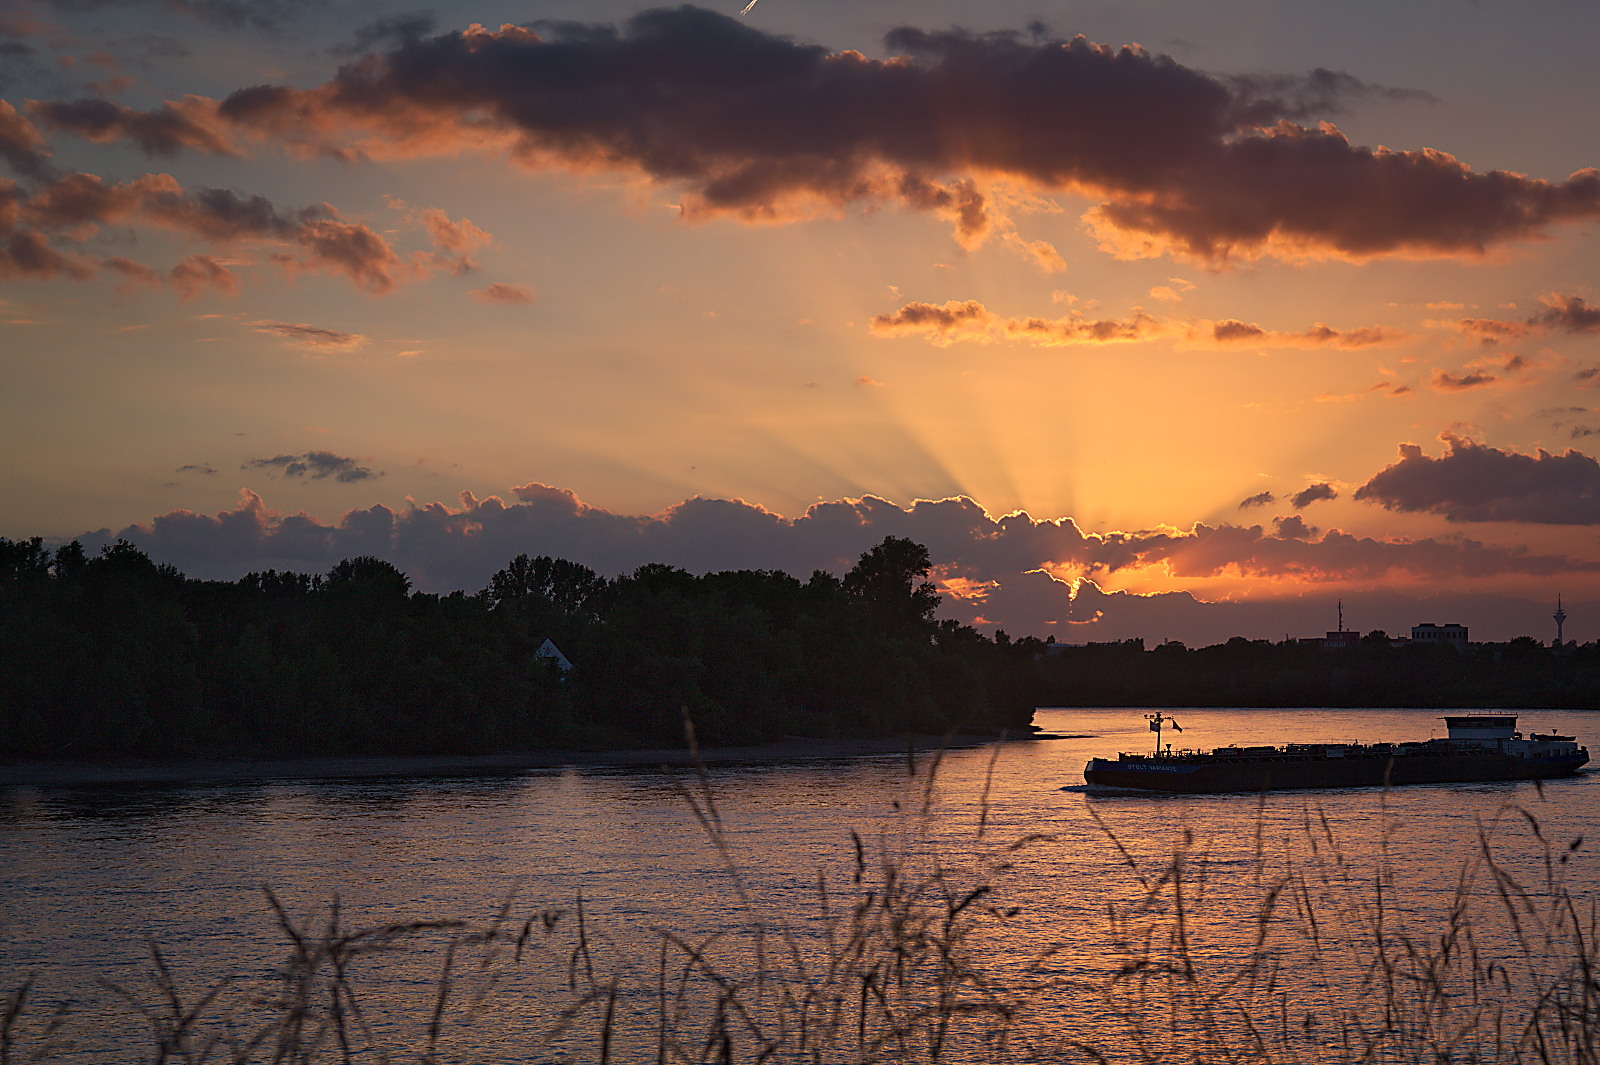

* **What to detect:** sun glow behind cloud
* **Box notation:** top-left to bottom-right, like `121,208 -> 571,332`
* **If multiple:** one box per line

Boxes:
2,0 -> 1597,643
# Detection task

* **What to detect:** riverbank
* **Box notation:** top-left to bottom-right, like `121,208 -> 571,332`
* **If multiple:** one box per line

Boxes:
0,731 -> 1070,788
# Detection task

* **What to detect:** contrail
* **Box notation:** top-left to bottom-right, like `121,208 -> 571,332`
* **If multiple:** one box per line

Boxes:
740,0 -> 761,14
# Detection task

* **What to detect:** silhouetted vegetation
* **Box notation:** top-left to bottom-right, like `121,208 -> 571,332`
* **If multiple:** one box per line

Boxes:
1031,633 -> 1600,709
0,536 -> 1036,760
2,535 -> 1592,763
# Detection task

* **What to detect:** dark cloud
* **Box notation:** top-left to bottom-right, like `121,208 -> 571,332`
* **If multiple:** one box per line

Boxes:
1533,293 -> 1600,334
0,223 -> 94,280
332,11 -> 436,57
1272,514 -> 1316,539
22,171 -> 312,237
245,451 -> 378,482
61,6 -> 1578,264
1458,293 -> 1600,344
40,0 -> 314,33
30,97 -> 235,156
1432,370 -> 1497,392
1354,433 -> 1600,525
6,171 -> 417,293
0,101 -> 53,181
1225,68 -> 1437,124
284,217 -> 403,292
869,298 -> 1401,350
869,299 -> 1162,346
1290,483 -> 1338,508
1237,491 -> 1275,509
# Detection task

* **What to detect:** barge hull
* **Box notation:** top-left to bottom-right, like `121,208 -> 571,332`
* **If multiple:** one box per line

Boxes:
1084,754 -> 1587,794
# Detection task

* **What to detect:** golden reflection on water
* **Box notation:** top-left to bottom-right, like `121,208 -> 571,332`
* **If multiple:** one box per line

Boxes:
0,707 -> 1595,1062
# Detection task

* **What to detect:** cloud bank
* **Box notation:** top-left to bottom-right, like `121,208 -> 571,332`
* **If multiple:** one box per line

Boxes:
59,477 -> 1596,649
34,8 -> 1600,264
0,102 -> 491,293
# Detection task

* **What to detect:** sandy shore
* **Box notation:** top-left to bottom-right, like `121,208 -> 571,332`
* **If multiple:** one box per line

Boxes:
0,733 -> 1067,788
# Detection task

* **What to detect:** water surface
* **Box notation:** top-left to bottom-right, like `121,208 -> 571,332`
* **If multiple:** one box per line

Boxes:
3,707 -> 1595,1061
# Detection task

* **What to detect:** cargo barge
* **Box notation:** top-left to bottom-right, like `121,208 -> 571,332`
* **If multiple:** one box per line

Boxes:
1083,714 -> 1589,793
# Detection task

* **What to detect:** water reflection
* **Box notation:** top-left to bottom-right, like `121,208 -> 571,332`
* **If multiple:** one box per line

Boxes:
0,707 -> 1594,1062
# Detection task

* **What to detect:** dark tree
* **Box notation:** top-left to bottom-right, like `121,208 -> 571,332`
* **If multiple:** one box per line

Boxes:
325,556 -> 411,598
843,536 -> 942,632
487,554 -> 608,617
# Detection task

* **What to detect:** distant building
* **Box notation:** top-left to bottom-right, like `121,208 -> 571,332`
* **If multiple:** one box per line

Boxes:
1411,622 -> 1468,650
1297,598 -> 1363,649
1298,630 -> 1362,650
535,638 -> 574,673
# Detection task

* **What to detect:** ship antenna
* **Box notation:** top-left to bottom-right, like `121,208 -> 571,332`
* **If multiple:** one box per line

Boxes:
1145,711 -> 1181,756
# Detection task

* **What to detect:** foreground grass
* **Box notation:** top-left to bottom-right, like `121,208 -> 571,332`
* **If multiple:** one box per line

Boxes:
3,758 -> 1595,1064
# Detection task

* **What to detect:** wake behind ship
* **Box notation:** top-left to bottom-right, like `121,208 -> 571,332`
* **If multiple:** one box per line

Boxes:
1083,714 -> 1589,794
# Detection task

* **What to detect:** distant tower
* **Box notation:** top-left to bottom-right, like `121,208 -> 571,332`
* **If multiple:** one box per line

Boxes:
1337,599 -> 1344,633
1554,595 -> 1567,648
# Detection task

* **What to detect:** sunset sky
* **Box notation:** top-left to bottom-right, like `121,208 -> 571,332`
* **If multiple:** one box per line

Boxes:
3,0 -> 1597,646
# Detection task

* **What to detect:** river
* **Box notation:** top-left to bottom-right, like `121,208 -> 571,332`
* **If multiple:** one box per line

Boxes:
2,706 -> 1596,1063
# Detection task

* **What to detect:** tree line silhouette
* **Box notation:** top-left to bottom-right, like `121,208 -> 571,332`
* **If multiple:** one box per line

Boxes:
0,535 -> 1037,760
2,535 -> 1592,763
1030,634 -> 1597,711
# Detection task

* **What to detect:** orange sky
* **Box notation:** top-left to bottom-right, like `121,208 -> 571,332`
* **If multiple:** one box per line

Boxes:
2,0 -> 1596,644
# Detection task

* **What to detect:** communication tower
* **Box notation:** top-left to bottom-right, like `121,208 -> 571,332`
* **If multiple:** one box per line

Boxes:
1554,595 -> 1567,648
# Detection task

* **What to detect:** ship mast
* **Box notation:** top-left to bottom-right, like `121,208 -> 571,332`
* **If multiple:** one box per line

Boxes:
1145,711 -> 1181,756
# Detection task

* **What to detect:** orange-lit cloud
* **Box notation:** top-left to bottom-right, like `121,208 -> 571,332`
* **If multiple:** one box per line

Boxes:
170,254 -> 237,300
99,255 -> 160,292
1457,293 -> 1600,344
1205,318 -> 1403,349
46,9 -> 1599,263
1432,370 -> 1498,392
471,282 -> 535,305
251,320 -> 369,351
869,298 -> 1163,346
391,198 -> 493,273
1,169 -> 474,294
869,297 -> 1400,350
